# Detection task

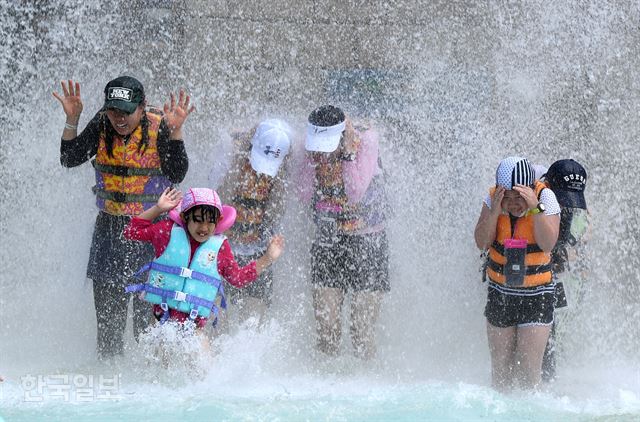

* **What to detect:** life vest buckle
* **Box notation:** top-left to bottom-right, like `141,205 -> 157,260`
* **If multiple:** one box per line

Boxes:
180,267 -> 193,278
160,302 -> 169,312
189,309 -> 199,319
174,291 -> 187,302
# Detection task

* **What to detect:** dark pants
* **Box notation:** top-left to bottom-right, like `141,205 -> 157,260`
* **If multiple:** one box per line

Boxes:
92,280 -> 150,359
87,212 -> 155,359
225,251 -> 274,305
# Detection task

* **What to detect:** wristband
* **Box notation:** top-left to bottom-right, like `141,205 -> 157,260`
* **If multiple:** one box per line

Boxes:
64,122 -> 78,130
527,202 -> 546,216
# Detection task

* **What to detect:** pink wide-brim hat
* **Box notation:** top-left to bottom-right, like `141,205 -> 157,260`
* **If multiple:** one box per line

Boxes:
168,188 -> 236,235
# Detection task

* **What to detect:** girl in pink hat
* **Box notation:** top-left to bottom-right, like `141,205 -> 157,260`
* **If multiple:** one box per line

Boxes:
124,187 -> 285,332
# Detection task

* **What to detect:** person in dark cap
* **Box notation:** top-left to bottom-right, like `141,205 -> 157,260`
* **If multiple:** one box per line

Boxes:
541,159 -> 589,382
299,105 -> 391,360
474,156 -> 561,391
53,77 -> 194,360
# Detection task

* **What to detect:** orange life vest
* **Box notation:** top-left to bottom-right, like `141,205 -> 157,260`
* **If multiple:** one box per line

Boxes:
227,160 -> 275,245
311,127 -> 387,233
93,110 -> 171,216
486,181 -> 553,287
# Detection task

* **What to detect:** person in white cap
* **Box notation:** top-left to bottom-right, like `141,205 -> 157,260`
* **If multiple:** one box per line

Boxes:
209,119 -> 292,326
474,156 -> 561,391
299,105 -> 391,360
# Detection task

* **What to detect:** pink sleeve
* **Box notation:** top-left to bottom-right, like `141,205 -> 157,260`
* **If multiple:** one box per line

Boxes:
297,155 -> 316,205
123,217 -> 156,241
342,128 -> 380,204
217,240 -> 258,288
123,218 -> 172,257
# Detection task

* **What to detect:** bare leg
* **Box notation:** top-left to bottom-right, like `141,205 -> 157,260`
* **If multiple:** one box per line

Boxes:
313,286 -> 345,356
196,329 -> 213,359
541,322 -> 556,382
349,291 -> 382,359
514,324 -> 552,389
486,322 -> 517,392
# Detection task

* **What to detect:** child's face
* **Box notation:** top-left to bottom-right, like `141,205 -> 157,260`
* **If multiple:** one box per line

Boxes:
186,208 -> 217,243
501,189 -> 528,216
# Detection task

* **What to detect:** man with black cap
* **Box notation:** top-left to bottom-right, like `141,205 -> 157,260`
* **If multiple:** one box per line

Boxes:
53,77 -> 194,360
541,159 -> 589,382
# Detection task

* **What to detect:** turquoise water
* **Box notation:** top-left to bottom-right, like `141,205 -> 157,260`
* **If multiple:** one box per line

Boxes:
2,321 -> 639,421
3,378 -> 640,421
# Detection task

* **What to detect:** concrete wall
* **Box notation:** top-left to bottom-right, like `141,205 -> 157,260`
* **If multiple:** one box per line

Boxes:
128,0 -> 505,126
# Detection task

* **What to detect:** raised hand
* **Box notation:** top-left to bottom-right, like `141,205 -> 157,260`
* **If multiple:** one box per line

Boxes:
157,187 -> 183,212
491,185 -> 505,214
52,80 -> 83,121
513,184 -> 538,209
163,89 -> 195,137
266,234 -> 285,262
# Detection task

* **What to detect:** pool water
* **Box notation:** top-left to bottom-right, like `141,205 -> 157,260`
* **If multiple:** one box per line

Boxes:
2,322 -> 639,421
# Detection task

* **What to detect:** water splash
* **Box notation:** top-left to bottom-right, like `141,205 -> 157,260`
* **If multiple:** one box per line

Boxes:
1,0 -> 640,419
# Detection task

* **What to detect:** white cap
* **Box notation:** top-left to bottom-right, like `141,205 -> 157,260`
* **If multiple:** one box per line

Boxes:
305,121 -> 345,152
249,119 -> 292,177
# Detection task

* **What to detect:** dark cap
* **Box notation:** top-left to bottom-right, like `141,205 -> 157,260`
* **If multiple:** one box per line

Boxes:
308,105 -> 345,127
103,76 -> 145,114
545,159 -> 587,209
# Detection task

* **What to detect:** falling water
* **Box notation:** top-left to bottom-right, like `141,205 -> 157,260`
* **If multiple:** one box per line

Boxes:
1,1 -> 639,420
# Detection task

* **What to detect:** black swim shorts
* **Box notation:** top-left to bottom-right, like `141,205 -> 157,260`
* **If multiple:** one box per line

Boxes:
484,283 -> 555,327
310,231 -> 390,293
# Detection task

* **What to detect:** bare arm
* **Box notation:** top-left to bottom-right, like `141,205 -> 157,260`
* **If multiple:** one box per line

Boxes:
137,187 -> 182,221
255,235 -> 285,275
474,204 -> 500,249
474,186 -> 504,249
532,213 -> 560,252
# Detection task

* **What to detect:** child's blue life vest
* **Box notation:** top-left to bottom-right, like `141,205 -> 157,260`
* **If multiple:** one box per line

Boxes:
126,224 -> 226,322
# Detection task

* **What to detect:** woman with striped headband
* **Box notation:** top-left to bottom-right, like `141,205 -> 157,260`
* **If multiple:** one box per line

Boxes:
474,157 -> 561,391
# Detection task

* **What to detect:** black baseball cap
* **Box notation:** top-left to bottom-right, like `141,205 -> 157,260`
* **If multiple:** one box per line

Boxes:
545,159 -> 587,209
103,76 -> 145,114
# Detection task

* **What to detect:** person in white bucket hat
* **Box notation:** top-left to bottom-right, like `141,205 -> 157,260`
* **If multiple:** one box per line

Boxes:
209,119 -> 292,326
